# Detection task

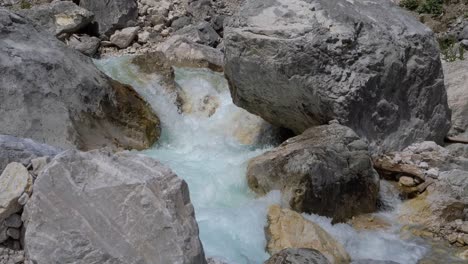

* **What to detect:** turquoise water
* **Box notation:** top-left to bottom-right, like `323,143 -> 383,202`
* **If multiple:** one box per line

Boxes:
96,56 -> 432,264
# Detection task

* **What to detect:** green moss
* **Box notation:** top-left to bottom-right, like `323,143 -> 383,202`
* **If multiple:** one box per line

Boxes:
417,0 -> 443,15
400,0 -> 420,10
19,0 -> 32,9
439,37 -> 465,62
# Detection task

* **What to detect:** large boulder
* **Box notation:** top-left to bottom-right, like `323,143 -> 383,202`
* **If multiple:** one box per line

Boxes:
79,0 -> 138,37
0,9 -> 160,151
23,149 -> 206,264
0,135 -> 60,174
247,123 -> 379,222
224,0 -> 451,153
266,205 -> 350,264
18,0 -> 94,37
443,60 -> 468,138
264,248 -> 331,264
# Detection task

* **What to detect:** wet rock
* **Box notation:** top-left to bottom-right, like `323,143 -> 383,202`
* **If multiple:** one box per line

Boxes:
0,163 -> 32,223
224,0 -> 451,153
79,0 -> 138,37
266,205 -> 350,264
18,0 -> 93,37
399,176 -> 417,187
247,124 -> 379,222
110,26 -> 139,48
23,149 -> 206,264
67,34 -> 100,56
348,214 -> 390,231
264,248 -> 331,264
0,135 -> 60,174
443,60 -> 468,138
0,9 -> 160,151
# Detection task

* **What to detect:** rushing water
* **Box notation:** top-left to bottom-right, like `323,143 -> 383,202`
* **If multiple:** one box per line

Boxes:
95,56 -> 456,264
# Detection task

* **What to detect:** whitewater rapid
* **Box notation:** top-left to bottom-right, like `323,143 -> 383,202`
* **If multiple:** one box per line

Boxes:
95,56 -> 450,264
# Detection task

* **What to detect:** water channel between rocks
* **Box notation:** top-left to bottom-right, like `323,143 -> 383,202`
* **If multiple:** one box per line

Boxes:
95,56 -> 461,264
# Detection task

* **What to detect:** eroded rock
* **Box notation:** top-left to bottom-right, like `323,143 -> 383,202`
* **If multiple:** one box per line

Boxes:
247,124 -> 379,222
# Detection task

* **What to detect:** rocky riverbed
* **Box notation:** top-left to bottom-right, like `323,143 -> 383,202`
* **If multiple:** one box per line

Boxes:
0,0 -> 467,263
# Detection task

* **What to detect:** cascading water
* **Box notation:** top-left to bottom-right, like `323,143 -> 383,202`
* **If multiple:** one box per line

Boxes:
95,56 -> 457,264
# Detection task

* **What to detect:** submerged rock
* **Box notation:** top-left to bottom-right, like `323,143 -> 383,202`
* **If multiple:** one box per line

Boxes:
23,149 -> 206,264
443,60 -> 468,138
247,124 -> 379,222
0,135 -> 60,174
79,0 -> 138,37
18,0 -> 93,37
224,0 -> 451,153
0,9 -> 160,151
264,248 -> 331,264
266,205 -> 350,264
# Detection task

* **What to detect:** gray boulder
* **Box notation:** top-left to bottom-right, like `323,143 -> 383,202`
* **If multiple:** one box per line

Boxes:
67,34 -> 101,56
0,8 -> 160,151
0,135 -> 60,174
264,248 -> 331,264
247,123 -> 379,222
110,26 -> 139,49
443,60 -> 468,138
224,0 -> 451,153
18,0 -> 93,37
23,149 -> 206,264
175,21 -> 220,47
79,0 -> 138,37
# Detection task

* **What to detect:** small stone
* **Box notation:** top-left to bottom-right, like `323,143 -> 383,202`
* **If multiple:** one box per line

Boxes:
17,193 -> 29,206
399,176 -> 416,187
455,219 -> 464,226
459,222 -> 468,233
0,163 -> 32,222
458,249 -> 468,260
31,156 -> 49,176
447,233 -> 458,243
4,214 -> 22,228
137,31 -> 150,44
457,234 -> 466,245
461,39 -> 468,49
6,228 -> 20,240
425,168 -> 439,179
110,27 -> 140,49
0,225 -> 7,243
12,254 -> 24,263
418,162 -> 429,169
160,29 -> 170,37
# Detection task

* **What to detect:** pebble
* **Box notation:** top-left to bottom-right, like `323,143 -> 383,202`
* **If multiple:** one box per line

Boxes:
399,176 -> 416,187
17,193 -> 29,206
4,214 -> 22,228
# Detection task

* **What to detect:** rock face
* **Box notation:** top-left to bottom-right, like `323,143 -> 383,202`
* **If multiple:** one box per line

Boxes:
0,135 -> 60,174
264,248 -> 331,264
23,150 -> 206,264
247,123 -> 379,222
0,9 -> 160,151
79,0 -> 138,37
266,205 -> 350,264
224,0 -> 451,153
0,163 -> 32,222
18,0 -> 93,37
443,60 -> 468,138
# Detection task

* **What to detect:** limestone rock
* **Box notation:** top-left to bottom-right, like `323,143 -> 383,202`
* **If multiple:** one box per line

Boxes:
79,0 -> 138,37
443,60 -> 468,138
18,0 -> 93,37
156,35 -> 224,72
0,9 -> 160,151
247,124 -> 379,222
67,34 -> 100,56
264,248 -> 331,264
23,149 -> 206,264
266,205 -> 350,264
110,26 -> 139,49
0,135 -> 60,174
224,0 -> 451,153
0,162 -> 32,222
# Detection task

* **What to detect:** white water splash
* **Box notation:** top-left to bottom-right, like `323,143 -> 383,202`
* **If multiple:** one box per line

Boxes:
95,56 -> 432,264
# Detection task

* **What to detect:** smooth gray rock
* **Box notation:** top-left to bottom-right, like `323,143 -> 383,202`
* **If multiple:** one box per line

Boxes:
171,16 -> 192,31
110,26 -> 139,49
0,9 -> 160,151
18,0 -> 93,37
443,60 -> 468,138
0,135 -> 60,174
23,149 -> 206,264
67,34 -> 100,56
0,163 -> 32,223
79,0 -> 138,37
224,0 -> 451,153
264,248 -> 331,264
247,123 -> 380,222
4,214 -> 22,228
